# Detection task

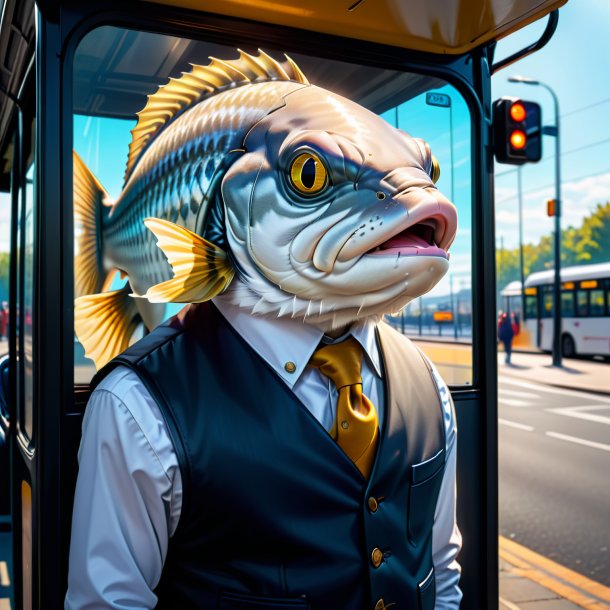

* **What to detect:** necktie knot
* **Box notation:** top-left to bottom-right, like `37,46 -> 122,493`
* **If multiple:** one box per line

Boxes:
308,337 -> 363,390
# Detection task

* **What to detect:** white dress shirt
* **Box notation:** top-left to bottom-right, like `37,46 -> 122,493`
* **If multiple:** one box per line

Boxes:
66,298 -> 462,609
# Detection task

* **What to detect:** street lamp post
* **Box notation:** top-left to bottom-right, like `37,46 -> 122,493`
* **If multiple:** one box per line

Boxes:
508,76 -> 562,367
517,166 -> 525,322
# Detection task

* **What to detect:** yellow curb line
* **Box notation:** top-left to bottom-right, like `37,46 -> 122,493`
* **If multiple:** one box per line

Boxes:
500,536 -> 610,608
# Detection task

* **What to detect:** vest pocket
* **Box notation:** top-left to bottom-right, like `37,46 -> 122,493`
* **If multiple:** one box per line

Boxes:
418,567 -> 436,610
219,591 -> 310,609
407,448 -> 445,546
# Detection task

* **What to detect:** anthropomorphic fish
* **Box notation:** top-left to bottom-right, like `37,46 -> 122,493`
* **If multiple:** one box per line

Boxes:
74,50 -> 457,369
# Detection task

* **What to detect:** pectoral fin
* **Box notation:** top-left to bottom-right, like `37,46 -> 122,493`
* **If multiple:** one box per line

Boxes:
75,287 -> 141,370
141,218 -> 235,303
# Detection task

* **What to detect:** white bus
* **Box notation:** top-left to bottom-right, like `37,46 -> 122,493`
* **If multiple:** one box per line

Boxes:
517,263 -> 610,358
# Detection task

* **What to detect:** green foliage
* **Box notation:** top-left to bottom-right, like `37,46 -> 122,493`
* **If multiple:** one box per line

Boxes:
497,202 -> 610,294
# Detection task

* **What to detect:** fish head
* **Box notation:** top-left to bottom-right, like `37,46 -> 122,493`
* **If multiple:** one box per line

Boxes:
220,85 -> 458,330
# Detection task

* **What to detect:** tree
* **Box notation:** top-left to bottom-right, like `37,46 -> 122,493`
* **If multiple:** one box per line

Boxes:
496,202 -> 610,300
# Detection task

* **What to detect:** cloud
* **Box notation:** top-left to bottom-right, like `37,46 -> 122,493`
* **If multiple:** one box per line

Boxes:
495,171 -> 610,247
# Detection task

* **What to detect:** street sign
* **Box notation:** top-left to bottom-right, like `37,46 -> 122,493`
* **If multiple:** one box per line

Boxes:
426,92 -> 451,108
434,311 -> 453,323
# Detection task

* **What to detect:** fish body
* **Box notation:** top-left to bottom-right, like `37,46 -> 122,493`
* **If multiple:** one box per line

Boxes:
74,50 -> 457,369
103,80 -> 305,297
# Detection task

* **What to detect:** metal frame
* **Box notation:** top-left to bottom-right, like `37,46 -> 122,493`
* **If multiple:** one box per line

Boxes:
19,1 -> 500,607
491,10 -> 559,74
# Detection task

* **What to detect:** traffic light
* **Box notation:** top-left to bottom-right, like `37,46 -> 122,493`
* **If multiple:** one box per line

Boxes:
492,97 -> 542,165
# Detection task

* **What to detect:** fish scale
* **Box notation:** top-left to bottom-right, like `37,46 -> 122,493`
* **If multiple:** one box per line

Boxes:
74,67 -> 306,312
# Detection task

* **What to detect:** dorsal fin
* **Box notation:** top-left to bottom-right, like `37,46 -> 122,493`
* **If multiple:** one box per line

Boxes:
124,49 -> 309,185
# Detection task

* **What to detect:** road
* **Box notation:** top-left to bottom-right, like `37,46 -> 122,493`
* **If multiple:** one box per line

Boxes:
498,374 -> 610,586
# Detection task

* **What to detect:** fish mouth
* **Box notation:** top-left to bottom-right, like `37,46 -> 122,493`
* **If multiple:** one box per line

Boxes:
366,216 -> 450,259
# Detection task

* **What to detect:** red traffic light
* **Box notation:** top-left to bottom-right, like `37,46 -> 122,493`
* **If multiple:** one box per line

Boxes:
493,97 -> 542,165
510,130 -> 527,150
509,102 -> 527,122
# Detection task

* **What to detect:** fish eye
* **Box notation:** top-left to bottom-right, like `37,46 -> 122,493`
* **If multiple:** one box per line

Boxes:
430,155 -> 441,184
288,152 -> 329,197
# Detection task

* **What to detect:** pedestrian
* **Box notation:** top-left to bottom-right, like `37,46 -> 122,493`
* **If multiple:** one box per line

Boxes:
0,302 -> 7,341
511,311 -> 521,337
498,312 -> 515,364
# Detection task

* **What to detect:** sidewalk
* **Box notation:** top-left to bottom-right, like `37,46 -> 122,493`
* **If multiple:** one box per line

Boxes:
499,537 -> 610,609
498,350 -> 610,395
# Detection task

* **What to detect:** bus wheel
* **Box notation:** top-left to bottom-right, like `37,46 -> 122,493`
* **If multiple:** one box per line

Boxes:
561,334 -> 576,358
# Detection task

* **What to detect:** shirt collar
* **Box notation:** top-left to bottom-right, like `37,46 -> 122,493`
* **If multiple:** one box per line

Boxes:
213,296 -> 383,388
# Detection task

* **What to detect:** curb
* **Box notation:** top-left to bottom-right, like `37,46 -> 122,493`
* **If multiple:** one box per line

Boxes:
499,369 -> 610,397
499,537 -> 610,609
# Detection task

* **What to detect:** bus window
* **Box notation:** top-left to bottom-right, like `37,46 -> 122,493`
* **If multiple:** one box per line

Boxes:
589,289 -> 605,317
21,162 -> 34,441
561,288 -> 575,317
524,294 -> 537,319
72,26 -> 473,388
0,135 -> 12,519
576,289 -> 588,317
16,108 -> 35,446
541,286 -> 553,318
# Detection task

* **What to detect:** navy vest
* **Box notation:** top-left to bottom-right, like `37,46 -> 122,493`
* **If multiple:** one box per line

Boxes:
92,302 -> 446,610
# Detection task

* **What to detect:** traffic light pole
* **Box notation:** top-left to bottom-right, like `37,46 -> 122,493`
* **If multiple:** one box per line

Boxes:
542,85 -> 562,368
508,77 -> 562,367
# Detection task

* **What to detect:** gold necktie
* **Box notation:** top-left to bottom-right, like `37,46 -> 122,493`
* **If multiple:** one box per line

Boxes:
309,337 -> 379,478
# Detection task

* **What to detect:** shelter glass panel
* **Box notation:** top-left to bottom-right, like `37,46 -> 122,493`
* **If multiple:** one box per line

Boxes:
72,26 -> 474,388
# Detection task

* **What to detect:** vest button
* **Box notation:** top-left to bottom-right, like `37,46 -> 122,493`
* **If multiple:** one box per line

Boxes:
374,599 -> 387,610
368,496 -> 378,512
371,547 -> 384,568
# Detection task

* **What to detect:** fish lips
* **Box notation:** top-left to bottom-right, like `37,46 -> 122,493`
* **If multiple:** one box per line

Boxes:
335,195 -> 457,266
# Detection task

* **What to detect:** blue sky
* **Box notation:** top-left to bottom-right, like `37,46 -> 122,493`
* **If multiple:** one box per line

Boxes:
492,0 -> 610,250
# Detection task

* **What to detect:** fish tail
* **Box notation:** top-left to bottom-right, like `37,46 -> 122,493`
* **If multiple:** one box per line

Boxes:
73,150 -> 112,297
73,151 -> 143,370
74,287 -> 140,370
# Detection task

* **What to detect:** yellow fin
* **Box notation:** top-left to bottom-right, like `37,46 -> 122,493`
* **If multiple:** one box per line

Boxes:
125,50 -> 309,184
74,287 -> 141,370
141,218 -> 235,304
73,151 -> 112,297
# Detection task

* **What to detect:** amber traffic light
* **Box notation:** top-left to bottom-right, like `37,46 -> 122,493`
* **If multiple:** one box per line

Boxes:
493,97 -> 542,165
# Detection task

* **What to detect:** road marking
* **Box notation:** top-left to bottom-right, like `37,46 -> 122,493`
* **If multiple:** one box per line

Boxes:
499,398 -> 532,408
500,536 -> 610,604
0,562 -> 8,587
546,405 -> 610,426
545,431 -> 610,452
499,418 -> 534,431
499,376 -> 610,403
499,389 -> 540,399
499,597 -> 521,609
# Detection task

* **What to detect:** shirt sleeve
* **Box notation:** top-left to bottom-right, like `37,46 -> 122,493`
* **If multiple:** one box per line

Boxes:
65,367 -> 182,610
430,366 -> 463,609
